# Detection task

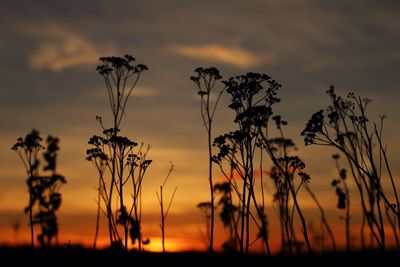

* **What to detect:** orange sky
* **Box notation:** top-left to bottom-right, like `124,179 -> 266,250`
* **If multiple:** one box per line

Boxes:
1,0 -> 400,254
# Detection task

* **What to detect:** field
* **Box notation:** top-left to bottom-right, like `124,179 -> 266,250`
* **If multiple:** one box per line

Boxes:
0,246 -> 398,266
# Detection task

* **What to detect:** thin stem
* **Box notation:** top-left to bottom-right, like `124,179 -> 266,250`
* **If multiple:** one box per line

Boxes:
305,183 -> 336,252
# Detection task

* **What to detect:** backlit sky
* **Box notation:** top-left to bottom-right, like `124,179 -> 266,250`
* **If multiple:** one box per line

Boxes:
1,0 -> 400,252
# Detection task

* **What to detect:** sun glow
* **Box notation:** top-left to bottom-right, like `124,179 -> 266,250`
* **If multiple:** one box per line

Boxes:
140,237 -> 198,252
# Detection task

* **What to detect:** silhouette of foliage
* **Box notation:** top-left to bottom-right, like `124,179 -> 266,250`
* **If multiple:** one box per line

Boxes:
156,163 -> 177,253
212,72 -> 282,255
331,154 -> 351,251
87,55 -> 151,251
129,218 -> 141,245
302,86 -> 400,250
197,201 -> 212,248
212,72 -> 320,255
12,130 -> 66,247
191,66 -> 224,252
96,55 -> 148,128
259,116 -> 314,254
12,130 -> 43,247
214,182 -> 238,251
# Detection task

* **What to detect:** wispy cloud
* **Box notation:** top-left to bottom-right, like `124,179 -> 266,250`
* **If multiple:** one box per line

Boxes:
90,86 -> 157,101
27,26 -> 114,72
128,87 -> 157,97
170,44 -> 262,69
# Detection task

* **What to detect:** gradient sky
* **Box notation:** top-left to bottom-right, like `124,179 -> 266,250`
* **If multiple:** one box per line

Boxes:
1,0 -> 400,252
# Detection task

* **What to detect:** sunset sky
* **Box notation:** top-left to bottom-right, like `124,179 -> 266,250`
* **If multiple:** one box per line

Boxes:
1,0 -> 400,252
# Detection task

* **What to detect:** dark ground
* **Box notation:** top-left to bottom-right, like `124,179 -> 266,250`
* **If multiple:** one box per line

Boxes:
0,246 -> 398,266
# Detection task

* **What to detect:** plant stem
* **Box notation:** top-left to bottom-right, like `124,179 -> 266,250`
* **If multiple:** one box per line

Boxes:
160,186 -> 165,253
28,165 -> 34,248
305,184 -> 336,252
207,128 -> 214,253
93,177 -> 101,249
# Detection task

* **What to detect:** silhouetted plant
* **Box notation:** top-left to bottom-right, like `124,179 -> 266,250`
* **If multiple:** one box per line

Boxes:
212,72 -> 320,255
190,67 -> 224,252
89,133 -> 108,249
156,163 -> 177,253
97,55 -> 148,129
12,130 -> 42,247
259,116 -> 313,253
212,72 -> 281,255
12,130 -> 66,247
36,136 -> 66,247
214,182 -> 238,252
304,180 -> 336,252
302,86 -> 400,250
331,154 -> 351,252
197,201 -> 212,248
87,55 -> 151,251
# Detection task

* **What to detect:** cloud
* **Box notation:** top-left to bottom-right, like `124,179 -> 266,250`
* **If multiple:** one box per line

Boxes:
88,86 -> 157,102
27,26 -> 114,72
128,87 -> 157,97
170,44 -> 262,69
